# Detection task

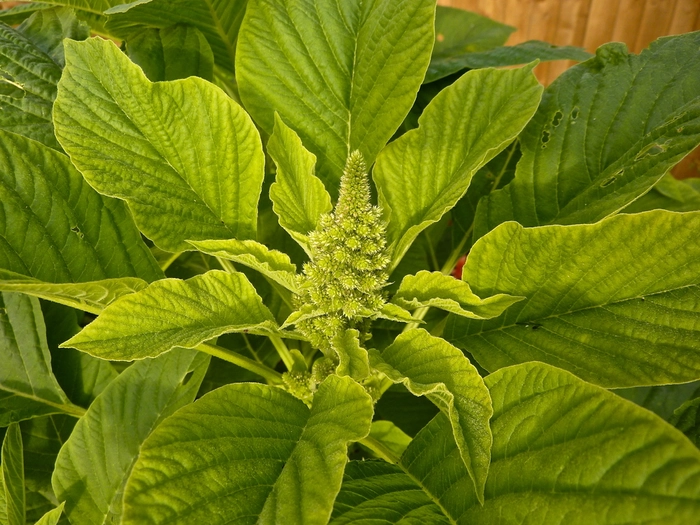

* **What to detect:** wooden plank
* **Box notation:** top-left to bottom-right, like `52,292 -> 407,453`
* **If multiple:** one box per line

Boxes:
583,0 -> 622,51
547,0 -> 589,84
669,0 -> 700,34
635,0 -> 677,52
612,0 -> 648,49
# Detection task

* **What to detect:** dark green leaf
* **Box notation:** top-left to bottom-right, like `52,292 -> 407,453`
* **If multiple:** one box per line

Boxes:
1,423 -> 24,525
624,174 -> 700,213
670,397 -> 700,446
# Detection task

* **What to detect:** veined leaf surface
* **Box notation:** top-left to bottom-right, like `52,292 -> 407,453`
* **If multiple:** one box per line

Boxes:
122,375 -> 373,525
237,0 -> 435,195
54,38 -> 265,252
1,423 -> 24,525
62,270 -> 277,360
445,210 -> 700,387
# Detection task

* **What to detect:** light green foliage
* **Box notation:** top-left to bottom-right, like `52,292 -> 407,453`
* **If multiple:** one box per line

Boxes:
126,24 -> 214,82
374,65 -> 542,269
334,329 -> 370,382
62,270 -> 277,360
365,421 -> 412,460
54,38 -> 265,252
476,32 -> 700,237
122,375 -> 373,525
32,503 -> 64,525
370,329 -> 492,503
188,238 -> 299,292
624,173 -> 700,213
398,362 -> 700,524
268,114 -> 333,254
393,270 -> 524,319
237,0 -> 435,195
0,293 -> 80,426
1,424 -> 24,525
0,130 -> 162,283
296,152 -> 389,354
446,210 -> 700,388
52,350 -> 209,525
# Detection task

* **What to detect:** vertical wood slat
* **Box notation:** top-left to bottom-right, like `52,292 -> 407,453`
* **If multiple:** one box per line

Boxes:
669,0 -> 700,34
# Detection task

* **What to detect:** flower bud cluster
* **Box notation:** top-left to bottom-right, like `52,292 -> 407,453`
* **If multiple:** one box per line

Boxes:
296,151 -> 389,354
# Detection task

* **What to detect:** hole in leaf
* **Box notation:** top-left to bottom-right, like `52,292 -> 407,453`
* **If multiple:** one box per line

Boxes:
571,107 -> 580,120
552,111 -> 563,127
600,176 -> 616,188
635,142 -> 666,161
541,130 -> 550,144
181,370 -> 195,385
531,324 -> 542,330
70,225 -> 84,239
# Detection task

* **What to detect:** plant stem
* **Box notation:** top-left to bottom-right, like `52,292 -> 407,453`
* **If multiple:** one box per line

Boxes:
269,334 -> 294,370
160,251 -> 182,271
198,342 -> 282,384
62,402 -> 87,419
216,257 -> 237,274
359,435 -> 401,464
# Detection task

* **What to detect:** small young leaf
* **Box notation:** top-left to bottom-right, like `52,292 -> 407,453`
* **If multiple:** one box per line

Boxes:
476,33 -> 700,237
32,502 -> 64,525
268,114 -> 332,254
400,362 -> 700,523
188,238 -> 299,293
54,38 -> 265,252
126,24 -> 214,82
0,270 -> 148,314
0,293 -> 80,426
445,210 -> 700,388
334,329 -> 370,382
374,65 -> 542,269
237,0 -> 436,195
1,423 -> 24,525
52,349 -> 209,525
61,270 -> 278,360
370,329 -> 492,503
393,270 -> 524,319
122,375 -> 374,525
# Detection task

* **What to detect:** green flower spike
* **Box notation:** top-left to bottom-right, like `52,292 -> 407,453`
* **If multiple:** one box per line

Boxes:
295,150 -> 390,354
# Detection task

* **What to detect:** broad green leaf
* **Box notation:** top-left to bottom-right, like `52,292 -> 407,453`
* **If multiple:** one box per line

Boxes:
400,362 -> 700,523
393,270 -> 524,319
0,130 -> 162,283
126,24 -> 214,82
188,239 -> 299,293
54,38 -> 265,252
122,375 -> 374,525
364,421 -> 412,460
62,270 -> 277,360
105,0 -> 249,74
445,211 -> 700,388
268,114 -> 332,254
624,173 -> 700,213
615,381 -> 700,420
17,7 -> 89,67
476,33 -> 700,237
52,349 -> 208,525
330,461 -> 449,525
237,0 -> 436,195
670,397 -> 700,446
374,65 -> 542,270
1,424 -> 23,525
0,293 -> 82,426
375,303 -> 421,324
433,6 -> 513,57
0,270 -> 147,315
0,4 -> 52,25
334,329 -> 369,382
427,40 -> 592,83
33,502 -> 64,525
369,328 -> 492,503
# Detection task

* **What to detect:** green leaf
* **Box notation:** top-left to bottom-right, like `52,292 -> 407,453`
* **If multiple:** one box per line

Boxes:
126,23 -> 214,82
62,270 -> 277,360
0,270 -> 148,315
237,0 -> 436,195
446,211 -> 700,388
374,65 -> 542,270
624,174 -> 700,213
33,502 -> 64,525
670,397 -> 700,446
54,38 -> 265,252
433,5 -> 513,56
330,461 -> 449,525
0,4 -> 52,26
105,0 -> 249,74
0,130 -> 162,283
369,328 -> 492,503
615,381 -> 700,420
364,421 -> 412,460
122,375 -> 373,525
268,114 -> 332,254
334,329 -> 370,382
188,239 -> 299,293
400,362 -> 700,523
52,349 -> 208,524
0,293 -> 82,426
476,33 -> 700,237
1,424 -> 24,525
375,303 -> 421,324
427,40 -> 592,83
393,270 -> 524,319
17,7 -> 89,67
374,384 -> 438,437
